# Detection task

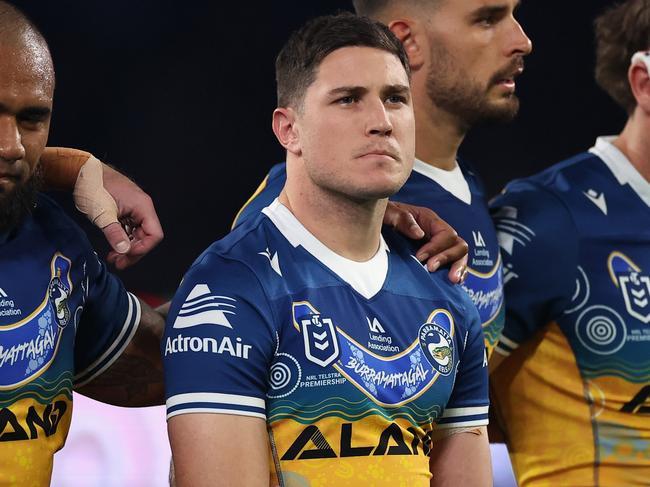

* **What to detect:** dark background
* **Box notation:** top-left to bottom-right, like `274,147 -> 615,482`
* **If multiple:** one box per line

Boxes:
13,0 -> 627,296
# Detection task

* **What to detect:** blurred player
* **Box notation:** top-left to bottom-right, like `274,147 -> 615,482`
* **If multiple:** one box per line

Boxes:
164,13 -> 490,487
490,1 -> 650,484
233,0 -> 532,358
0,3 -> 165,484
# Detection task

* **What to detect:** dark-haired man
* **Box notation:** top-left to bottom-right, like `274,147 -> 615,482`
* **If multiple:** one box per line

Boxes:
234,0 -> 532,360
164,13 -> 490,487
490,0 -> 650,484
0,3 -> 165,484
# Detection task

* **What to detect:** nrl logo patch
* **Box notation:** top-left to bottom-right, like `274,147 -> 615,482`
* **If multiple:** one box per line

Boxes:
608,252 -> 650,324
419,310 -> 455,376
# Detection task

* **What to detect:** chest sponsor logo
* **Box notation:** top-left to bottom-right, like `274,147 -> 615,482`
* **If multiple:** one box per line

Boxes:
281,422 -> 434,460
292,302 -> 455,407
608,252 -> 650,324
0,400 -> 68,442
0,254 -> 72,389
0,287 -> 21,318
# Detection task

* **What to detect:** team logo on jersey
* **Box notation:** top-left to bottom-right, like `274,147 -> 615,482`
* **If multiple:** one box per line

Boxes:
608,252 -> 650,323
293,303 -> 340,367
48,275 -> 71,329
419,310 -> 455,376
0,253 -> 70,389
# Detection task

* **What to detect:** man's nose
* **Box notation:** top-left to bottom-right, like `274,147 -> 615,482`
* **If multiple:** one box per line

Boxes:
366,100 -> 393,137
0,116 -> 25,163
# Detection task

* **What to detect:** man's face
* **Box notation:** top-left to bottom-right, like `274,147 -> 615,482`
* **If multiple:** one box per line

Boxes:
295,46 -> 415,201
0,41 -> 53,230
423,0 -> 532,126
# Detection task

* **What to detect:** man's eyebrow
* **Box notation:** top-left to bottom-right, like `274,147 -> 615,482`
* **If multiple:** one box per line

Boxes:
471,4 -> 509,19
327,86 -> 368,97
382,84 -> 410,96
19,106 -> 51,118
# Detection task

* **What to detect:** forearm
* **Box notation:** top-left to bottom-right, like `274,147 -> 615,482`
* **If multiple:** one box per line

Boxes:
40,146 -> 92,190
76,298 -> 165,406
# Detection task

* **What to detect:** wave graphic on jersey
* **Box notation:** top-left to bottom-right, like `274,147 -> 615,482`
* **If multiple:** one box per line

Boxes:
172,284 -> 236,329
0,254 -> 71,390
292,302 -> 451,408
268,395 -> 442,426
0,370 -> 73,408
608,252 -> 650,324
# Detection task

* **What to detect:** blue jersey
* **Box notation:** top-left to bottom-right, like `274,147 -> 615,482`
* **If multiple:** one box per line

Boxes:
165,199 -> 488,486
233,160 -> 504,356
0,194 -> 141,486
491,137 -> 650,486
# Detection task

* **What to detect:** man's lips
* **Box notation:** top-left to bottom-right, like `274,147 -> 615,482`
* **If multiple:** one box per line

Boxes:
357,149 -> 399,161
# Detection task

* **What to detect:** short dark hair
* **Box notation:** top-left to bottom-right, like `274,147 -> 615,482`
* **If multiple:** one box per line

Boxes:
275,12 -> 410,109
595,0 -> 650,113
351,0 -> 435,17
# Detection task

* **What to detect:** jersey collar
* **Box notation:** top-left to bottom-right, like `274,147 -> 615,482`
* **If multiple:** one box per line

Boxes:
412,159 -> 472,205
590,136 -> 650,208
262,199 -> 389,300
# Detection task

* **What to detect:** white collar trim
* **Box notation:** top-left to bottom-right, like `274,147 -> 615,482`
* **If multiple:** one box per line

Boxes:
589,136 -> 650,208
412,158 -> 472,205
262,199 -> 389,299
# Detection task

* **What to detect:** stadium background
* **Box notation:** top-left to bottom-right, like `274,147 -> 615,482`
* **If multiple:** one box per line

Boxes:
11,0 -> 625,485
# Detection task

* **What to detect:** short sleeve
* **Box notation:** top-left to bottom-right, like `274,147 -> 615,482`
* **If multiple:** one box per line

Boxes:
437,305 -> 489,429
490,181 -> 579,355
232,163 -> 287,228
73,248 -> 141,387
163,253 -> 277,420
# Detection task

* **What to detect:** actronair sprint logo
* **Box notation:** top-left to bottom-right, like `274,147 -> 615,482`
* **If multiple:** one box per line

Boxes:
172,284 -> 236,329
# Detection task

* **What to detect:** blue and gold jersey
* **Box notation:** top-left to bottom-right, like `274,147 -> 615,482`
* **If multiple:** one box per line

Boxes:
0,195 -> 140,486
165,199 -> 488,486
232,160 -> 504,357
491,137 -> 650,486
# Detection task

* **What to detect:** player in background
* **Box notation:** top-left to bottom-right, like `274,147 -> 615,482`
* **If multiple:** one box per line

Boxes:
164,13 -> 490,487
0,3 -> 166,484
490,0 -> 650,484
232,0 -> 532,358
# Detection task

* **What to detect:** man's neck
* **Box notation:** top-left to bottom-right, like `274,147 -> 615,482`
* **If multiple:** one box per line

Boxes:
413,100 -> 466,170
280,176 -> 387,262
613,113 -> 650,183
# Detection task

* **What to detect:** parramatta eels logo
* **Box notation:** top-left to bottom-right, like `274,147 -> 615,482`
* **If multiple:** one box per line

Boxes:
292,302 -> 453,407
608,252 -> 650,323
418,310 -> 455,376
0,253 -> 72,390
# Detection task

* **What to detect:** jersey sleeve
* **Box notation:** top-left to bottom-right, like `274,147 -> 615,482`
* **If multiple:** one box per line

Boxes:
73,247 -> 141,387
437,304 -> 489,429
163,252 -> 277,420
490,181 -> 579,356
231,163 -> 287,228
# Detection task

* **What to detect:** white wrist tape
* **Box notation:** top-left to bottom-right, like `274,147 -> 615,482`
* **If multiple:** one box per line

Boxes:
73,156 -> 119,229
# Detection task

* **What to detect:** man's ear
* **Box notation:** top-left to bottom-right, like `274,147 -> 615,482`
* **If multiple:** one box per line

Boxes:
629,62 -> 650,114
272,107 -> 301,155
388,19 -> 427,72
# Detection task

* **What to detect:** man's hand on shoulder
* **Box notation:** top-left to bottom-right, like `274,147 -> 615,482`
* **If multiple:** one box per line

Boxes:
40,147 -> 163,269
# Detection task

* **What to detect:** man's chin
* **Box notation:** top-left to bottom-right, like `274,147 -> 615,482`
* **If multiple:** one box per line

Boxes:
476,95 -> 520,124
0,173 -> 41,234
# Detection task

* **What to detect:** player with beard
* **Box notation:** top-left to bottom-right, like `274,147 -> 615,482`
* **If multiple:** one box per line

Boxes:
0,3 -> 166,484
232,0 -> 532,359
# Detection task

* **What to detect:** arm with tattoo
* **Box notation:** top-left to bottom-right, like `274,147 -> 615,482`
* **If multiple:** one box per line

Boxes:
76,299 -> 165,407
